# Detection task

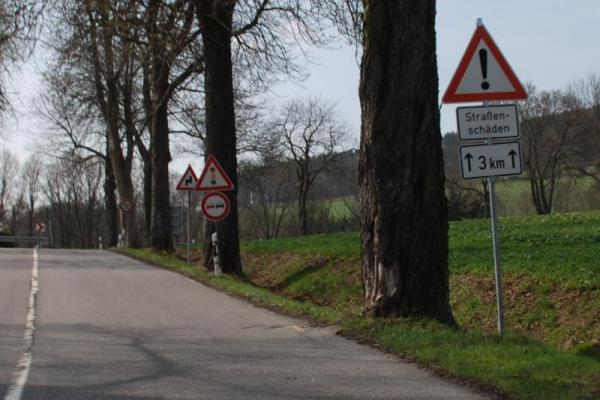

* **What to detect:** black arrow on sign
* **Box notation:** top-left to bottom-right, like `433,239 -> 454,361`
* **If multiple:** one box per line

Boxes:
464,153 -> 473,171
508,150 -> 517,168
185,176 -> 193,185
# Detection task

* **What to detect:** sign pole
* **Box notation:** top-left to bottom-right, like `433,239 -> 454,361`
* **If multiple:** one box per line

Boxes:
195,155 -> 234,276
187,191 -> 191,263
484,96 -> 505,336
175,164 -> 199,261
445,18 -> 527,338
488,174 -> 505,335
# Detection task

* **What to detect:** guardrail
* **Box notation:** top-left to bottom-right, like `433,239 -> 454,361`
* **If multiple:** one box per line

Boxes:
0,236 -> 49,247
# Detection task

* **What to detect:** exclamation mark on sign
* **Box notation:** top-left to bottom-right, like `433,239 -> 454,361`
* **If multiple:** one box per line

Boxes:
479,48 -> 489,90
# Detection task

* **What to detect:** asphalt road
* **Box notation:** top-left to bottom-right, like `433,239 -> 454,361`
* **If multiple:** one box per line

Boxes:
1,248 -> 486,399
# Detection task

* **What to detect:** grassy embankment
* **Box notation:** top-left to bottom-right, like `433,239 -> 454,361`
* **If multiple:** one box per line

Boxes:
118,210 -> 600,400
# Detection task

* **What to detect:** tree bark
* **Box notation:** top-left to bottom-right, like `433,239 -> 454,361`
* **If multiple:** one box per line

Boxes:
143,160 -> 153,239
105,74 -> 139,248
359,1 -> 453,323
103,153 -> 119,247
141,65 -> 154,241
27,195 -> 34,238
196,0 -> 242,275
530,177 -> 551,214
150,57 -> 174,252
298,178 -> 309,235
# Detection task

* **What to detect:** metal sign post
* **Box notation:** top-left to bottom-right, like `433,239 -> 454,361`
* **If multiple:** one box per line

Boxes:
176,165 -> 199,263
444,19 -> 528,336
487,174 -> 505,335
187,191 -> 191,263
484,96 -> 506,337
483,96 -> 505,336
196,155 -> 234,276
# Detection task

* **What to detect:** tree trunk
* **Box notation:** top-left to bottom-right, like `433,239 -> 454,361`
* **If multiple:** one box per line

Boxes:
480,179 -> 490,217
197,0 -> 242,275
358,0 -> 453,323
93,3 -> 139,248
105,89 -> 139,248
298,180 -> 309,236
142,63 -> 154,242
150,59 -> 174,252
124,61 -> 153,245
530,177 -> 551,214
143,160 -> 152,240
104,146 -> 119,247
144,0 -> 174,252
27,196 -> 34,238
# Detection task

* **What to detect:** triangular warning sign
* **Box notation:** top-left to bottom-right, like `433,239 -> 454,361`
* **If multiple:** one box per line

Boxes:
195,154 -> 234,192
443,25 -> 528,103
176,165 -> 199,191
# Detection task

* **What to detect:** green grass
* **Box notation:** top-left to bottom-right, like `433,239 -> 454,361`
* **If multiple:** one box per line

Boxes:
449,211 -> 600,289
361,319 -> 599,400
325,197 -> 357,221
244,211 -> 600,289
242,210 -> 600,351
116,210 -> 600,400
242,231 -> 360,258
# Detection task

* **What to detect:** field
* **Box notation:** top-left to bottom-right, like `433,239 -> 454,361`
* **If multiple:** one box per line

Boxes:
325,176 -> 599,220
494,177 -> 598,216
120,210 -> 600,399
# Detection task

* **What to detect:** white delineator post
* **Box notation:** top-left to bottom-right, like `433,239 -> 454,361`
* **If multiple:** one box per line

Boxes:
212,231 -> 222,277
119,208 -> 126,248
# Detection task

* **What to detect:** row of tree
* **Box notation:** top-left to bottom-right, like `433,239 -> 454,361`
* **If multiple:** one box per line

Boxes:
0,152 -> 105,248
7,71 -> 600,244
0,145 -> 356,247
3,1 -> 458,324
32,0 -> 361,273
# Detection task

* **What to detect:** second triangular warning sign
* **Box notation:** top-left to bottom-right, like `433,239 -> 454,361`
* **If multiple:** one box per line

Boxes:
443,24 -> 527,103
195,154 -> 234,192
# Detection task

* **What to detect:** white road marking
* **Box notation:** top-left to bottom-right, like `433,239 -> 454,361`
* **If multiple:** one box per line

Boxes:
4,248 -> 39,400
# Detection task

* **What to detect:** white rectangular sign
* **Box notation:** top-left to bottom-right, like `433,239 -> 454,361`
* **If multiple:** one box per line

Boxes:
457,104 -> 519,141
459,142 -> 523,179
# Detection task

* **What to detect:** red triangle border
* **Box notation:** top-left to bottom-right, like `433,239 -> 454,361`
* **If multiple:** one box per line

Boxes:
176,164 -> 199,191
195,154 -> 235,192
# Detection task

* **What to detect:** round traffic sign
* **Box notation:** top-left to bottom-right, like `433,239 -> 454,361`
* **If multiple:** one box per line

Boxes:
119,199 -> 134,213
201,192 -> 230,222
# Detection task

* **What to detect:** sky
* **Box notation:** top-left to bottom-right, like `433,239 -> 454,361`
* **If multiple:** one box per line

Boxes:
2,0 -> 600,175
